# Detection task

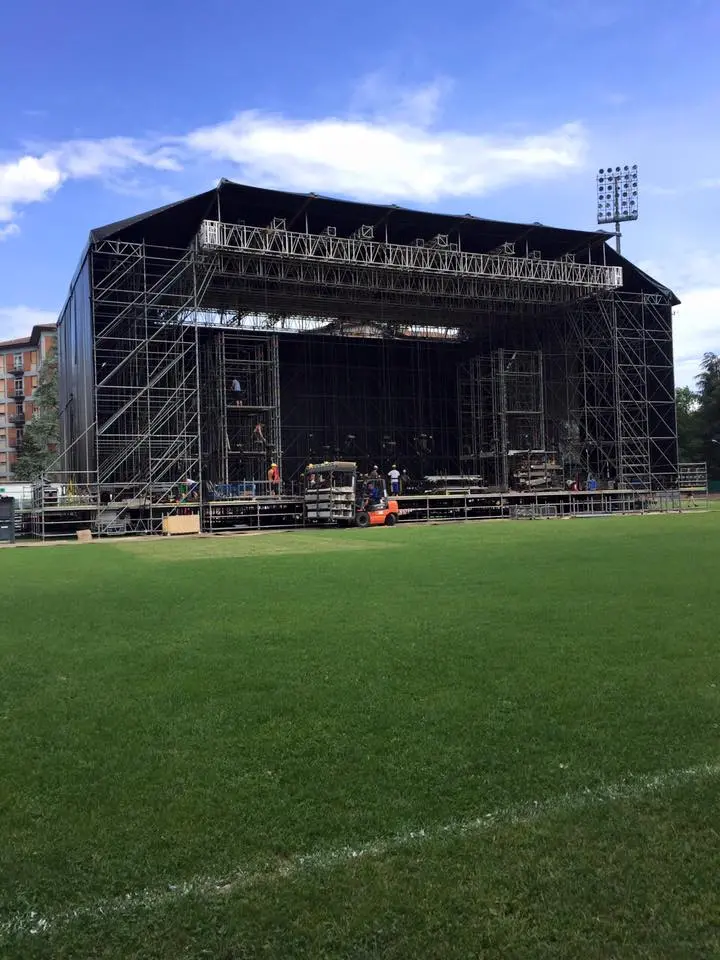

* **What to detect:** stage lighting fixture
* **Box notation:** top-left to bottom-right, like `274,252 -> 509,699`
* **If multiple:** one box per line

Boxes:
596,164 -> 638,254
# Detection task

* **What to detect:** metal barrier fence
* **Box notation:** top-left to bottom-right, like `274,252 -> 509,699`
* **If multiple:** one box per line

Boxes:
395,488 -> 680,523
5,467 -> 711,542
204,497 -> 304,533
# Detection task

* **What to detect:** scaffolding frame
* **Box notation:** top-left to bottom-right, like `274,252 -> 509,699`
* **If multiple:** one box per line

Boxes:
199,220 -> 622,292
458,349 -> 552,489
560,291 -> 676,486
201,329 -> 281,490
52,211 -> 678,534
89,241 -> 210,531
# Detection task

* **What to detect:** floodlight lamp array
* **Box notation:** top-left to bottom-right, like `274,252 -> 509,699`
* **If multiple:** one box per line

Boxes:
597,164 -> 638,224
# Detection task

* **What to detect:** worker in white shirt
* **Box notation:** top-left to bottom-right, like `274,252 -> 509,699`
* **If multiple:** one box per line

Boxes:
388,465 -> 401,495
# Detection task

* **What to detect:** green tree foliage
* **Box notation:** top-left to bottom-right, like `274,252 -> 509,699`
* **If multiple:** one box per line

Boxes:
695,352 -> 720,478
13,345 -> 60,481
675,385 -> 702,463
676,352 -> 720,479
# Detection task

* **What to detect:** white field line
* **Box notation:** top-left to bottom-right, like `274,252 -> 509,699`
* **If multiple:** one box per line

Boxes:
2,760 -> 719,940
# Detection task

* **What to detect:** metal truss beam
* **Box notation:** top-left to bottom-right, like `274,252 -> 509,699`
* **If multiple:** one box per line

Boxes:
209,253 -> 605,306
207,270 -> 564,323
198,220 -> 622,295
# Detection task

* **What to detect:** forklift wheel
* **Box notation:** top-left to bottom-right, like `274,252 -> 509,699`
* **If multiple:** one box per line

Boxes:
384,513 -> 398,527
356,512 -> 370,528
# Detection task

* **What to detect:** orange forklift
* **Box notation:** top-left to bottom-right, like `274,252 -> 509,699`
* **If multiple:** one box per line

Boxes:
303,462 -> 399,527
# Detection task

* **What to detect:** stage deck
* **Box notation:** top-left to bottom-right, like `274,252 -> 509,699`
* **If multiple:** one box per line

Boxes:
14,486 -> 700,541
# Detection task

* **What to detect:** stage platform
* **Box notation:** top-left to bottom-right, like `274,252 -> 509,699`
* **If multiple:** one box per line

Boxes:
15,480 -> 706,540
203,487 -> 689,533
13,486 -> 696,541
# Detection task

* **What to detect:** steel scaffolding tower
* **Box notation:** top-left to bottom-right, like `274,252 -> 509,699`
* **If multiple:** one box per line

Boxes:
458,350 -> 547,489
561,292 -> 676,487
53,181 -> 678,534
90,242 -> 211,530
201,330 -> 281,489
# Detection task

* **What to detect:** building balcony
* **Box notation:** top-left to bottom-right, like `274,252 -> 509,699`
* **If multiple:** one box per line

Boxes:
9,362 -> 25,375
9,412 -> 25,425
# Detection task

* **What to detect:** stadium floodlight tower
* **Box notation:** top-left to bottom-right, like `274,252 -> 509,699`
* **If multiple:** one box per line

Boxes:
596,164 -> 638,255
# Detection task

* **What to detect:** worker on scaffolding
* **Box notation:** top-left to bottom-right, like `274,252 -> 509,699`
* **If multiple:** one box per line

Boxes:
388,464 -> 401,495
267,462 -> 281,496
253,421 -> 267,448
230,377 -> 244,407
176,475 -> 198,514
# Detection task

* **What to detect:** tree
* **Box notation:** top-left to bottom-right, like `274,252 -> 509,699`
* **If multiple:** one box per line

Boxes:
13,345 -> 60,481
691,352 -> 720,480
674,354 -> 720,478
675,353 -> 720,480
675,385 -> 703,463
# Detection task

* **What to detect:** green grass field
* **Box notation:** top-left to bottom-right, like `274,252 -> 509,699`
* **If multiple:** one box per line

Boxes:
1,512 -> 719,959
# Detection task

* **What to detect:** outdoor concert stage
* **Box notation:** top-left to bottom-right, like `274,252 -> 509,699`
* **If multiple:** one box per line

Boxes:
19,487 -> 697,541
51,179 -> 679,536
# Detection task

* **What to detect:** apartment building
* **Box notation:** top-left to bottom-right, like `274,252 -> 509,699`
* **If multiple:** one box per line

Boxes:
0,324 -> 56,481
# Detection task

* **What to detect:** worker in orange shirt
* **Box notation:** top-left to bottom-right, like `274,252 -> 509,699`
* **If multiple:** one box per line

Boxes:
268,462 -> 280,496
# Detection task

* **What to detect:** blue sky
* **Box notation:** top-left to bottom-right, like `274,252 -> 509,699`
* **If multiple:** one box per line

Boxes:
1,0 -> 718,385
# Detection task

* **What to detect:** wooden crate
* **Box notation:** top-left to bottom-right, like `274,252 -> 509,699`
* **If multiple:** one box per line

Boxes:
162,514 -> 201,536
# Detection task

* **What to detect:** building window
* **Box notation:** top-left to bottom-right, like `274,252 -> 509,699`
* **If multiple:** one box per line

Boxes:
14,377 -> 22,396
15,402 -> 23,417
14,353 -> 23,370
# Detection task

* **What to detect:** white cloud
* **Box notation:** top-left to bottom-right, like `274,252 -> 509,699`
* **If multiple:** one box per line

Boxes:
641,252 -> 720,387
672,288 -> 720,387
644,181 -> 720,198
185,114 -> 586,202
0,305 -> 57,343
0,155 -> 63,221
644,184 -> 684,197
0,223 -> 20,241
53,138 -> 182,178
350,75 -> 453,127
0,138 -> 182,227
0,78 -> 587,231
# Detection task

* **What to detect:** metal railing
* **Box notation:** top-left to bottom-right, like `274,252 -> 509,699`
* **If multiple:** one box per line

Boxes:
198,221 -> 623,291
14,467 -> 711,541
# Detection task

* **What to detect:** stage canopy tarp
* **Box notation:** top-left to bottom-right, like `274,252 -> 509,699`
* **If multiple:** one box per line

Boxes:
89,179 -> 677,303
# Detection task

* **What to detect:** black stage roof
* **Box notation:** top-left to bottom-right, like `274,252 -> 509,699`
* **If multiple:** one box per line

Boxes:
90,179 -> 677,302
